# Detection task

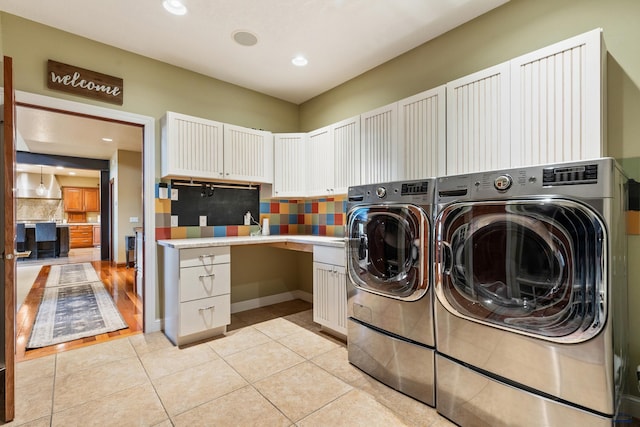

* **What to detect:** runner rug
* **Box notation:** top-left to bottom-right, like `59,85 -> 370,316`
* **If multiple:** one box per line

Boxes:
45,262 -> 101,287
27,281 -> 128,349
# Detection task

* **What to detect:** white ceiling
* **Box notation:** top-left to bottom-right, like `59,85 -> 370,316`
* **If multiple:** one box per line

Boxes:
3,0 -> 508,168
0,0 -> 508,104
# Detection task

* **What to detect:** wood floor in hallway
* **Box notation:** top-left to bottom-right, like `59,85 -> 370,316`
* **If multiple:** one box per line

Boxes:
15,261 -> 143,362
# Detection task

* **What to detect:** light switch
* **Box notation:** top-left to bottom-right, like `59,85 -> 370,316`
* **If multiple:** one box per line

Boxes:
130,217 -> 139,223
171,215 -> 178,227
170,188 -> 179,200
199,216 -> 207,226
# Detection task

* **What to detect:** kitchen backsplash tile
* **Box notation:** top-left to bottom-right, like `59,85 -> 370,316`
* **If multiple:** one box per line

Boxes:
17,198 -> 63,222
154,182 -> 346,240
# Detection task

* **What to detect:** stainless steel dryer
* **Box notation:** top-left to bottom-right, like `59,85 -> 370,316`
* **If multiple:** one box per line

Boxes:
346,179 -> 435,406
434,158 -> 628,426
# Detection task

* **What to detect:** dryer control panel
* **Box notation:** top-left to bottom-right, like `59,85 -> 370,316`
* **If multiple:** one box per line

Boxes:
542,164 -> 598,186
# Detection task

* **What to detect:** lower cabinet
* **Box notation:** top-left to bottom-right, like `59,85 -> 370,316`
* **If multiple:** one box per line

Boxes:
312,245 -> 347,337
69,225 -> 94,248
162,245 -> 231,346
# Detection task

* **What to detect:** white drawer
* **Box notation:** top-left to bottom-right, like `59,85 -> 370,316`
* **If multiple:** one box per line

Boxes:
179,294 -> 230,337
180,246 -> 230,268
180,263 -> 230,302
313,245 -> 345,266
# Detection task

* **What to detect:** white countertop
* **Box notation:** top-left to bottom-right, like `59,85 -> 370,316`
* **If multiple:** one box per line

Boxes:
157,234 -> 346,249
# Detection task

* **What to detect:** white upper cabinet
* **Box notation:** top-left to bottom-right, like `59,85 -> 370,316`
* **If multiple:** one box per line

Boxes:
446,28 -> 604,175
273,133 -> 307,198
446,63 -> 511,175
307,126 -> 334,198
223,124 -> 273,183
332,115 -> 361,194
398,86 -> 446,179
161,111 -> 224,179
161,112 -> 273,184
510,28 -> 604,167
360,102 -> 399,185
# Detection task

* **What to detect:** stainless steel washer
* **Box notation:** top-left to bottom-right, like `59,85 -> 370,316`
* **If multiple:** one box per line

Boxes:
434,158 -> 628,426
346,179 -> 436,405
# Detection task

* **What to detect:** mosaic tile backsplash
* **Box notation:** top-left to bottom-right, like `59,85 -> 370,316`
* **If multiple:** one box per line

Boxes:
155,184 -> 347,240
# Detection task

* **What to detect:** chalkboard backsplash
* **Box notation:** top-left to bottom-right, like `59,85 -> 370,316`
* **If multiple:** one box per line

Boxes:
169,180 -> 259,226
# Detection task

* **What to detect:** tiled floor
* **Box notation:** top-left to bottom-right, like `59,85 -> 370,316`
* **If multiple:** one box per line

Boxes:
9,300 -> 453,426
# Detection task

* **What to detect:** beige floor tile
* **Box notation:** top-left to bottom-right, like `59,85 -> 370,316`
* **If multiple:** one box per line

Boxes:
51,383 -> 168,427
283,308 -> 314,327
354,375 -> 443,426
153,358 -> 247,416
207,326 -> 272,357
254,361 -> 352,422
139,342 -> 219,379
55,337 -> 137,377
15,354 -> 55,387
129,331 -> 174,356
278,328 -> 340,359
12,416 -> 51,427
173,385 -> 291,427
53,356 -> 149,412
253,317 -> 307,340
152,420 -> 174,427
233,306 -> 278,325
297,389 -> 409,427
311,346 -> 369,386
223,340 -> 305,383
12,374 -> 54,425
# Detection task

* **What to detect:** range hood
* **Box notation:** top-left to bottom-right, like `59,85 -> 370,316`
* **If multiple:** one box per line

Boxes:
16,172 -> 62,199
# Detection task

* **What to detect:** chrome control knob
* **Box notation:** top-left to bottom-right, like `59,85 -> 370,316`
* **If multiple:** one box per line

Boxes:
376,187 -> 387,198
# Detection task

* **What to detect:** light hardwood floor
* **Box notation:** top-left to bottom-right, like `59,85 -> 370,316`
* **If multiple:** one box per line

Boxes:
15,259 -> 143,362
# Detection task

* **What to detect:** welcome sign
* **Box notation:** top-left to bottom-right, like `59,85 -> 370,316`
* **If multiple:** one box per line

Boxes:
47,60 -> 123,105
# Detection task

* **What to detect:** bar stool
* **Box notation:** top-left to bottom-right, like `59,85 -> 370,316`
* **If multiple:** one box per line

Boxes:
35,222 -> 57,259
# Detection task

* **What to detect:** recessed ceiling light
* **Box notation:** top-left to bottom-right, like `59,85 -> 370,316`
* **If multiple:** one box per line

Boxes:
102,137 -> 113,142
292,55 -> 308,67
232,31 -> 258,47
163,0 -> 187,16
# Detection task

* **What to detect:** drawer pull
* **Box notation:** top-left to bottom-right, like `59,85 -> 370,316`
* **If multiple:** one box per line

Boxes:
199,273 -> 216,279
198,254 -> 216,261
198,305 -> 215,312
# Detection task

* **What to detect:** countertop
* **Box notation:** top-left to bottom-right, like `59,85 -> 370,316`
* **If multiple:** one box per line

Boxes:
157,235 -> 346,249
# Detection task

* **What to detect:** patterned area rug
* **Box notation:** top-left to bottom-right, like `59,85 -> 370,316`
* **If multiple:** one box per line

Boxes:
45,262 -> 101,287
27,282 -> 128,349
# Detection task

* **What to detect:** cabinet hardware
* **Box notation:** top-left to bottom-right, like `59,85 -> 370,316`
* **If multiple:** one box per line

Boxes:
199,273 -> 216,279
198,305 -> 216,312
199,254 -> 216,260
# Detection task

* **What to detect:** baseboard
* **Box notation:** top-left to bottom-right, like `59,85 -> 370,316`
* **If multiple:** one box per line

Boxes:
622,394 -> 640,419
231,290 -> 313,314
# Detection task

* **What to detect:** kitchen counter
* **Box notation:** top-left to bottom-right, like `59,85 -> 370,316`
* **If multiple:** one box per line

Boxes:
157,235 -> 345,250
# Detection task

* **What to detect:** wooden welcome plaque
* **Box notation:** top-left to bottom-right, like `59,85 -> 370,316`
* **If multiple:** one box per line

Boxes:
47,60 -> 124,105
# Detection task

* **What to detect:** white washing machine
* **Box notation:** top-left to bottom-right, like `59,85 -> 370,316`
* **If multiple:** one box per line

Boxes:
346,179 -> 436,405
433,158 -> 628,426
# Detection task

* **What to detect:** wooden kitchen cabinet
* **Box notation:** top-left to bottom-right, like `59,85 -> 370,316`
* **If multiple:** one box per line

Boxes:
69,225 -> 94,248
63,187 -> 100,212
92,225 -> 101,246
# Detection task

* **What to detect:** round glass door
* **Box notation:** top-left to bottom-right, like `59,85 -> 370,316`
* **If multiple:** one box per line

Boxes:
435,200 -> 605,343
347,204 -> 429,301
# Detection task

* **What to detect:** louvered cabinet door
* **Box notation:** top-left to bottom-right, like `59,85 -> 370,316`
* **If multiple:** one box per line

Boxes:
510,28 -> 603,167
398,86 -> 446,180
312,262 -> 347,336
307,126 -> 334,197
223,124 -> 273,183
161,111 -> 224,179
273,133 -> 307,198
332,115 -> 360,194
360,103 -> 398,185
446,62 -> 511,176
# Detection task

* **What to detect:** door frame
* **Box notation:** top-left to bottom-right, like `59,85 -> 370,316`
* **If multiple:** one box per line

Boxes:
4,89 -> 159,333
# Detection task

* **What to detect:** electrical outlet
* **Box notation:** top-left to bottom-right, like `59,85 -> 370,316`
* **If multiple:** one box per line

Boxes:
158,187 -> 169,199
170,188 -> 179,200
199,216 -> 207,226
130,217 -> 139,223
171,215 -> 178,227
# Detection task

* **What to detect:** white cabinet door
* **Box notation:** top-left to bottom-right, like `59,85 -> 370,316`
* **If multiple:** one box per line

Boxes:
307,126 -> 334,197
161,111 -> 224,179
332,115 -> 361,194
398,86 -> 446,179
223,124 -> 273,183
273,133 -> 307,198
361,102 -> 398,185
313,262 -> 347,336
446,62 -> 511,175
510,28 -> 603,167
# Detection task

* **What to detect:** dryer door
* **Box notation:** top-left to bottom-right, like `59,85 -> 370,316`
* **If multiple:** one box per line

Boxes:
347,204 -> 429,301
435,200 -> 605,343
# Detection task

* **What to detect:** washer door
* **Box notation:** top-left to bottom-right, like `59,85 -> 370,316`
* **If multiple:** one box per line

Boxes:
347,204 -> 429,301
435,200 -> 605,343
